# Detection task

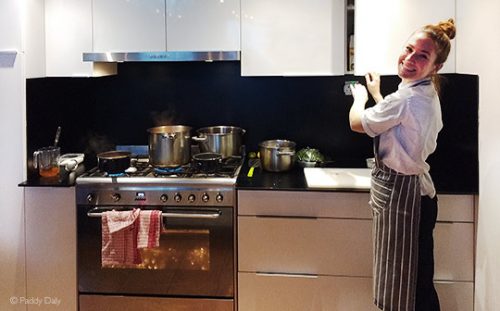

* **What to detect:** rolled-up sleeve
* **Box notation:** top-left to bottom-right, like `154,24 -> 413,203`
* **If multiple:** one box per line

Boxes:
360,93 -> 407,137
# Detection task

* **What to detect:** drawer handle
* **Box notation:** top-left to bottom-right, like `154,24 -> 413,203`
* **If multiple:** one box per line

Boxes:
256,272 -> 318,279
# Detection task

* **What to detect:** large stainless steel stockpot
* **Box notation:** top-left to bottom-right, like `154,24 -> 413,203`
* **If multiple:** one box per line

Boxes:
193,126 -> 246,158
147,125 -> 192,167
258,139 -> 296,172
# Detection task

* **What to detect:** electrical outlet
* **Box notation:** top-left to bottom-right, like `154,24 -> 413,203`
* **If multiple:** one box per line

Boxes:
343,80 -> 357,96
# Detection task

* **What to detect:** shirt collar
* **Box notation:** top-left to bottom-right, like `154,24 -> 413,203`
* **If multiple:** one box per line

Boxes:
398,78 -> 432,90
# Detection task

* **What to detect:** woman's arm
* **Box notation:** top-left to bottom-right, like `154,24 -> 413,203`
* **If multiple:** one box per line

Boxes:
349,83 -> 368,133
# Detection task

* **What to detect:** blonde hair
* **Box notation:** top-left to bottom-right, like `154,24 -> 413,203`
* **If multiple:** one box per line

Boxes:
419,18 -> 456,94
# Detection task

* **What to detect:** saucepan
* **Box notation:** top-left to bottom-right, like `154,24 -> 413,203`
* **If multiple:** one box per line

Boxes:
258,139 -> 296,172
192,152 -> 222,173
97,151 -> 131,174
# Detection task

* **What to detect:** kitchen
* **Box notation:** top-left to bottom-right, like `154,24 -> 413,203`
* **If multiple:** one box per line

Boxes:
1,0 -> 498,310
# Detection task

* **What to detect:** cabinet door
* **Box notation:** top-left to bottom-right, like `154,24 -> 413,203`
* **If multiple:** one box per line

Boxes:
241,0 -> 345,76
355,0 -> 456,75
45,0 -> 93,76
166,0 -> 240,51
93,0 -> 166,52
238,216 -> 373,276
25,187 -> 77,311
238,272 -> 379,311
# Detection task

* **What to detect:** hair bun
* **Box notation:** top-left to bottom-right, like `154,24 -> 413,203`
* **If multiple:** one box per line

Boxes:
438,18 -> 456,40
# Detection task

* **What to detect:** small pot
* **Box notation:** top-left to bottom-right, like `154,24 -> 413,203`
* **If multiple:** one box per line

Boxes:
97,151 -> 131,174
192,152 -> 222,173
192,126 -> 246,158
259,139 -> 296,172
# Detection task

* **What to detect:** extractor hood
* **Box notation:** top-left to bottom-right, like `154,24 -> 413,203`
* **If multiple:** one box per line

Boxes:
82,51 -> 239,62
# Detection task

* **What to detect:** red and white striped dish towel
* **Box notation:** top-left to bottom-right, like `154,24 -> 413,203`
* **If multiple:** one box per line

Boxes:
101,209 -> 163,267
137,210 -> 163,249
101,209 -> 141,267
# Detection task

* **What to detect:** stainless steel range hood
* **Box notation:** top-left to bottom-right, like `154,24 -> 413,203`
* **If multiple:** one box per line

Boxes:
83,51 -> 240,62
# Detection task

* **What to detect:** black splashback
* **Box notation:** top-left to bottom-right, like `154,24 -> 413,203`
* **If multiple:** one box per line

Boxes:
26,62 -> 478,193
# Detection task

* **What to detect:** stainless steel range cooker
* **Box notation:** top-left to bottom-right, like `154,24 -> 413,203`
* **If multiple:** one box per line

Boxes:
75,156 -> 242,311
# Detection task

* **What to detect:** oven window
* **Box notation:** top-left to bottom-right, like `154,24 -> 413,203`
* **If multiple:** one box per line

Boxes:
106,229 -> 211,271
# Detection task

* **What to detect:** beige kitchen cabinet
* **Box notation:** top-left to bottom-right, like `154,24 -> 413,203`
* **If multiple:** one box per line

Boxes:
354,0 -> 456,75
240,0 -> 345,76
24,187 -> 77,311
237,190 -> 475,311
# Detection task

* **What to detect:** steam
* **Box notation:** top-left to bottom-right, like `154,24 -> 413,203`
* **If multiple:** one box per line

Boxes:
150,108 -> 177,126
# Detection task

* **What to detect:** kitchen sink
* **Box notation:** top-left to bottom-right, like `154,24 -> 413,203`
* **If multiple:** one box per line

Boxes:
303,168 -> 371,189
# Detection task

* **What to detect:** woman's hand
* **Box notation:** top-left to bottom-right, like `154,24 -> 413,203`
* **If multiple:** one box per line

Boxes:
365,72 -> 383,103
350,83 -> 369,103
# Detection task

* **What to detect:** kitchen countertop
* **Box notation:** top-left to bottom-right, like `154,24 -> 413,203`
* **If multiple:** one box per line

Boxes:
236,158 -> 371,192
19,164 -> 87,187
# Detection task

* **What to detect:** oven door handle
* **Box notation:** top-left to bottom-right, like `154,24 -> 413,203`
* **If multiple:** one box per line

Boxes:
87,209 -> 222,219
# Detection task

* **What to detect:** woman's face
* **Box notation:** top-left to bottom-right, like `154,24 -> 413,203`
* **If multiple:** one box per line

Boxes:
397,32 -> 441,83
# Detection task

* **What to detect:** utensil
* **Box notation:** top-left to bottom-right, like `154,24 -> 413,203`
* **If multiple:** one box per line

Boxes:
247,153 -> 261,177
192,126 -> 246,158
258,139 -> 296,172
53,126 -> 62,147
147,125 -> 192,167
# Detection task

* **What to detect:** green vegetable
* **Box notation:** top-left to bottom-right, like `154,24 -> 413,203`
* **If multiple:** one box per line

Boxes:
296,147 -> 325,162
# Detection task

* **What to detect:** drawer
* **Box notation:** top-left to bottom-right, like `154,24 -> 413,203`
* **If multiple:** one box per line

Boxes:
239,217 -> 474,281
238,216 -> 373,276
435,281 -> 474,311
238,190 -> 371,219
437,194 -> 475,222
238,272 -> 378,311
237,273 -> 473,311
434,222 -> 474,281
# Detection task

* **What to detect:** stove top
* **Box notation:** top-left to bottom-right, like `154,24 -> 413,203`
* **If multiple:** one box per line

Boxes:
76,156 -> 243,186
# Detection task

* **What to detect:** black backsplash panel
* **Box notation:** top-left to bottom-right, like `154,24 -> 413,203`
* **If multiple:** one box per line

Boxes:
26,62 -> 478,193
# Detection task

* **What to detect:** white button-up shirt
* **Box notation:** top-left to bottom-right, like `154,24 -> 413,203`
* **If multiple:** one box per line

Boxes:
361,78 -> 443,197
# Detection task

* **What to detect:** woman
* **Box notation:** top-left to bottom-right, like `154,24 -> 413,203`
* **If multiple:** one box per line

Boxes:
349,19 -> 456,311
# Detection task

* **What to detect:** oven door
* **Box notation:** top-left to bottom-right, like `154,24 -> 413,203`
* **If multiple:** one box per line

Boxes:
77,205 -> 234,298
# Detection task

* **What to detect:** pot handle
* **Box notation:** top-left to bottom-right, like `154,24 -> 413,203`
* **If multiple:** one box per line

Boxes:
277,150 -> 296,156
33,151 -> 40,169
162,133 -> 177,140
192,136 -> 208,142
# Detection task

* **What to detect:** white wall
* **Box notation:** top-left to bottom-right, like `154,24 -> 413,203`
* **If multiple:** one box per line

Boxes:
456,1 -> 500,310
0,0 -> 27,310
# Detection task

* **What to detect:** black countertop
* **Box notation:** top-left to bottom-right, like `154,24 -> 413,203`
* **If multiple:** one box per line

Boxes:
236,158 -> 370,192
19,164 -> 87,187
20,157 -> 477,195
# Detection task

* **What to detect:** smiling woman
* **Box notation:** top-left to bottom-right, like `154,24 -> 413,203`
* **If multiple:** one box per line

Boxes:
347,19 -> 456,311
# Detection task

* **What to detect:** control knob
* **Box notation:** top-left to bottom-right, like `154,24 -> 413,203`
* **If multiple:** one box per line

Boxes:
86,193 -> 94,203
174,193 -> 182,203
201,193 -> 210,203
160,194 -> 168,203
188,194 -> 196,203
215,193 -> 223,203
111,193 -> 121,202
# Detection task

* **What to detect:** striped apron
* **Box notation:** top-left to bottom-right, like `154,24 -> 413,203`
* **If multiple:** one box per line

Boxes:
370,138 -> 421,311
